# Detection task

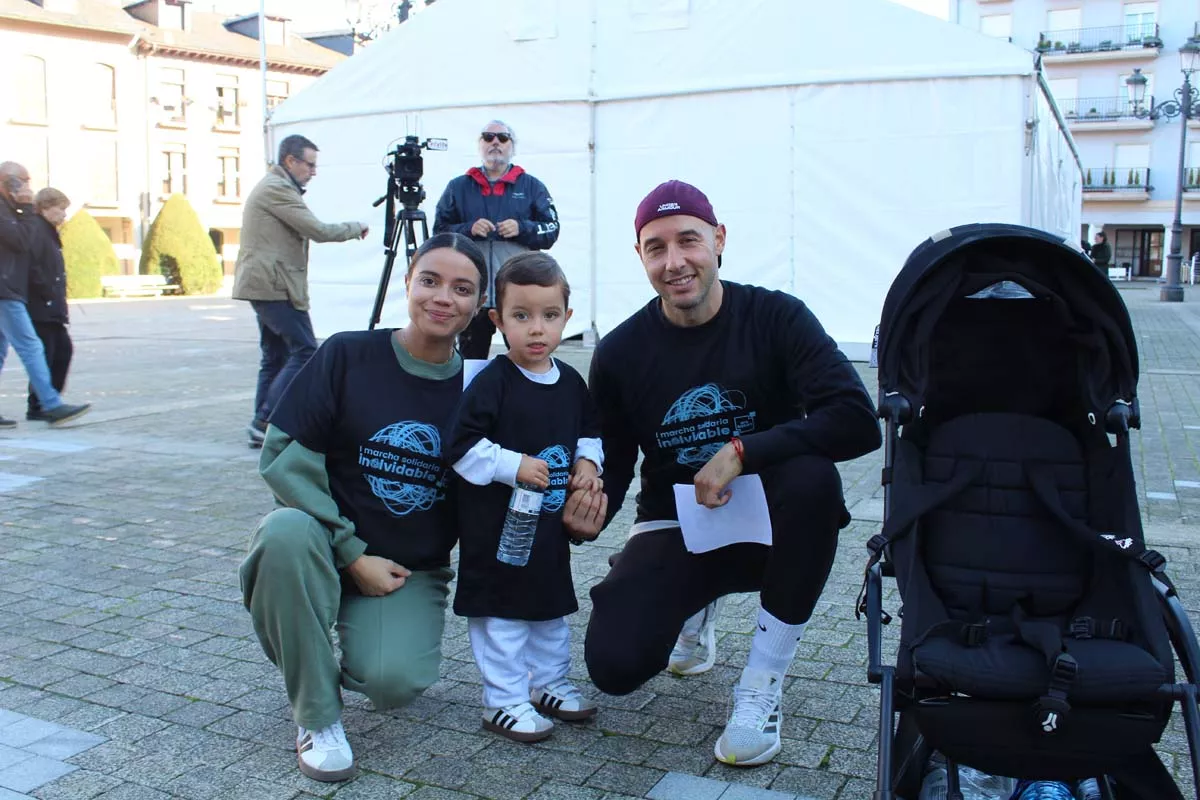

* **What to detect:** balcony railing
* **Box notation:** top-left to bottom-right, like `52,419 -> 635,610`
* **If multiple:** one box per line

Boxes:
1060,96 -> 1151,122
1083,166 -> 1151,192
1037,23 -> 1162,54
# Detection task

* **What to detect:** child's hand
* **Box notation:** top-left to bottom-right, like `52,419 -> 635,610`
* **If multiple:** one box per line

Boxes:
569,458 -> 603,493
517,455 -> 550,489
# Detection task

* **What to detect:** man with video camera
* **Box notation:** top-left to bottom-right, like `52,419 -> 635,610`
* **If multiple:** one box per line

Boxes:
433,120 -> 560,358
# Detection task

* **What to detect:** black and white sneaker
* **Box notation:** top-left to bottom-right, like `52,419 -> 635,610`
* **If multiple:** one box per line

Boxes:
531,678 -> 598,721
669,597 -> 723,676
482,701 -> 554,742
0,416 -> 16,429
296,720 -> 356,781
714,667 -> 784,767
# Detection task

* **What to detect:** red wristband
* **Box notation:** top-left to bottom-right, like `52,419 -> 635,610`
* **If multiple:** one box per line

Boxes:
730,436 -> 745,463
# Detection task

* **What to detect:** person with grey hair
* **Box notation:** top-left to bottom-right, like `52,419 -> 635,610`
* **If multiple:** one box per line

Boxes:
232,134 -> 371,449
0,161 -> 90,428
433,120 -> 561,359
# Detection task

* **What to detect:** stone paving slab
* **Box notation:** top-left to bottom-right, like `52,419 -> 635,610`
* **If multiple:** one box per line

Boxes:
0,286 -> 1197,798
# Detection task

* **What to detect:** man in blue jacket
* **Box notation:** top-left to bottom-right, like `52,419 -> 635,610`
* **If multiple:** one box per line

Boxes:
433,120 -> 560,358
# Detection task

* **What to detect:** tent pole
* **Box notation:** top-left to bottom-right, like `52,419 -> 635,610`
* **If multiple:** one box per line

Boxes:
585,0 -> 600,347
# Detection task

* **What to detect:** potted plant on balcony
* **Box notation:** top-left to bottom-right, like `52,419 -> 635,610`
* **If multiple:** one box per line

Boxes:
1037,35 -> 1051,52
1099,39 -> 1115,50
1067,41 -> 1082,53
1144,35 -> 1163,48
1086,107 -> 1100,119
1054,40 -> 1066,51
1085,168 -> 1093,186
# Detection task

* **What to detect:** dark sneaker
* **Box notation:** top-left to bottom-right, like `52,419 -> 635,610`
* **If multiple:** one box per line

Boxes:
43,403 -> 91,426
248,418 -> 267,449
26,410 -> 50,422
0,416 -> 16,429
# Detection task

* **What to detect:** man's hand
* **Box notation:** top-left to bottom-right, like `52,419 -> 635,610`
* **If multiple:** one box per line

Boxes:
497,219 -> 520,239
470,218 -> 496,238
693,442 -> 744,509
517,455 -> 550,489
360,224 -> 370,239
569,459 -> 603,493
345,554 -> 411,596
563,488 -> 607,541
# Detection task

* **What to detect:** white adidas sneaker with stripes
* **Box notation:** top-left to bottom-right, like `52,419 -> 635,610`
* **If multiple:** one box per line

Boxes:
531,678 -> 598,721
295,720 -> 357,781
482,700 -> 554,742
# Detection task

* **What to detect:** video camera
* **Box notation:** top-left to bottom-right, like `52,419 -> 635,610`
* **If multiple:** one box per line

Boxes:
382,135 -> 448,211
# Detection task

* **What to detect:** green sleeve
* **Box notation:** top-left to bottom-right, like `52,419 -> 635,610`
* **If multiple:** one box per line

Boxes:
259,425 -> 369,569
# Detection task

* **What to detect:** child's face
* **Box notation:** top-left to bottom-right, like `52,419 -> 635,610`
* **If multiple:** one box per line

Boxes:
40,204 -> 68,227
490,283 -> 571,372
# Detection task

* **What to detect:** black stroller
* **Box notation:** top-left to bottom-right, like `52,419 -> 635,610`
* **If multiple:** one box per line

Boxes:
859,224 -> 1200,799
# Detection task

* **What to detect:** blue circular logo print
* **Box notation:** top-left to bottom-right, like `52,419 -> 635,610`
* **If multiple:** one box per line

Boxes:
660,383 -> 748,468
361,421 -> 445,516
537,444 -> 572,513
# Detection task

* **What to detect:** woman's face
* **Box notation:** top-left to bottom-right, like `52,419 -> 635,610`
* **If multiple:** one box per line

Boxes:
404,247 -> 482,339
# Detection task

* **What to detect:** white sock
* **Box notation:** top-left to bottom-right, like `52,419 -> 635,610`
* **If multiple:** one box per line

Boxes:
745,607 -> 805,676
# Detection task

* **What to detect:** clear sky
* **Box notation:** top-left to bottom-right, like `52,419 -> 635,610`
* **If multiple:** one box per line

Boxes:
890,0 -> 951,20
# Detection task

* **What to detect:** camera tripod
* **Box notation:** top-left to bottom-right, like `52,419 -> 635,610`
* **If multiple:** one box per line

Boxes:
369,176 -> 428,330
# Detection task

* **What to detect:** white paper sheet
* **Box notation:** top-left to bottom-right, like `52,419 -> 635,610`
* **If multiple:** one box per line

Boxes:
672,475 -> 773,554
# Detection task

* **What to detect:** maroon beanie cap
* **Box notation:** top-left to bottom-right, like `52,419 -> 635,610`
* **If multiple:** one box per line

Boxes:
634,180 -> 718,239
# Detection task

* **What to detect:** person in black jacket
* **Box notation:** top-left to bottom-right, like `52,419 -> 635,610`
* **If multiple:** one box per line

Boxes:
0,162 -> 89,428
433,120 -> 560,358
25,188 -> 74,422
569,180 -> 881,768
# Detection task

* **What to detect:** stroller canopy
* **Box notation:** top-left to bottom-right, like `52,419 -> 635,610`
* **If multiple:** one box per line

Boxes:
876,224 -> 1139,425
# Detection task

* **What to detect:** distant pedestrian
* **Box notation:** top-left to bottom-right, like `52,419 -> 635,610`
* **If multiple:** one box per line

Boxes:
433,120 -> 560,358
25,188 -> 74,422
0,162 -> 90,428
1090,232 -> 1111,268
232,135 -> 370,449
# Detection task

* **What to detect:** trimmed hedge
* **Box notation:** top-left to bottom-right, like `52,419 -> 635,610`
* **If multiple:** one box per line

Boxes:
139,193 -> 222,295
60,210 -> 121,299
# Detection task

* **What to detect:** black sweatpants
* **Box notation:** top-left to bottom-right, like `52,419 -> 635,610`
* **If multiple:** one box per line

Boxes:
584,454 -> 848,696
27,321 -> 72,417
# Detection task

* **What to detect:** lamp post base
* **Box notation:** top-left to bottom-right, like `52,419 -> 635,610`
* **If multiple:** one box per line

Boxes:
1161,284 -> 1185,302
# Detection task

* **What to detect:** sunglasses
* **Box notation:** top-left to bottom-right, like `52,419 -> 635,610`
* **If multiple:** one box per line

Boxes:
480,132 -> 512,144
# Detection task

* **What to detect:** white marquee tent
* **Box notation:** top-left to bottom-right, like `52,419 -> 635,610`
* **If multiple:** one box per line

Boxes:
269,0 -> 1081,359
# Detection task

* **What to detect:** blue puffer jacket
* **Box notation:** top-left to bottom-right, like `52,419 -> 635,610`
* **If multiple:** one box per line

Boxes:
433,165 -> 560,307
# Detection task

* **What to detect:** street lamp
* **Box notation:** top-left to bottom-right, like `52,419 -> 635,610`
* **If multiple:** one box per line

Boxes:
1126,37 -> 1200,302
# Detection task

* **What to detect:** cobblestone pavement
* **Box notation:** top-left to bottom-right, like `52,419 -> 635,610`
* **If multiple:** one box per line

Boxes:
0,284 -> 1198,799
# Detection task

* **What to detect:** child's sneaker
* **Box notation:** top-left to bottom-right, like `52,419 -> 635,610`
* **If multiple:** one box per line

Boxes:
713,667 -> 784,767
296,720 -> 357,781
482,701 -> 554,742
668,597 -> 722,676
531,678 -> 598,721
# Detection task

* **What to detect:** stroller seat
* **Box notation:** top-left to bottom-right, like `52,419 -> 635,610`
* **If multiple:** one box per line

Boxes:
906,412 -> 1169,709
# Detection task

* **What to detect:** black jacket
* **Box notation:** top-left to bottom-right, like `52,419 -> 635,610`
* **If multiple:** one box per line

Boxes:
433,165 -> 559,306
27,216 -> 67,324
0,195 -> 39,303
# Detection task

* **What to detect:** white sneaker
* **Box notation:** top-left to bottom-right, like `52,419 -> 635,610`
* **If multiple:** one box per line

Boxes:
482,700 -> 555,743
668,597 -> 723,676
714,667 -> 784,767
532,678 -> 598,721
296,720 -> 357,781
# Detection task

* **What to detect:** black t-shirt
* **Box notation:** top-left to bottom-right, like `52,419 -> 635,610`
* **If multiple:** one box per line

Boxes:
270,329 -> 462,569
589,280 -> 879,526
447,356 -> 599,620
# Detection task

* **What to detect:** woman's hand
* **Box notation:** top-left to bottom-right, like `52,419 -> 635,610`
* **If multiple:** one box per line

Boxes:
345,555 -> 411,596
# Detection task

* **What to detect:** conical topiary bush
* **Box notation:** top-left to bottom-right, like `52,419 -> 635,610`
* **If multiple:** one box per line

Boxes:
139,193 -> 221,295
60,209 -> 121,299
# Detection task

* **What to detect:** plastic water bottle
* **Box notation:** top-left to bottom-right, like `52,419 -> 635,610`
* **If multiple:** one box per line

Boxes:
496,481 -> 542,566
1016,781 -> 1074,800
1076,778 -> 1102,800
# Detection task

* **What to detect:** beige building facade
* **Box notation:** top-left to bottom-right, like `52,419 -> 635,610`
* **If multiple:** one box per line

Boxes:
0,0 -> 343,274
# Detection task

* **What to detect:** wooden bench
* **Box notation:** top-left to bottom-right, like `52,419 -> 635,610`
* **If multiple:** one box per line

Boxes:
100,275 -> 180,298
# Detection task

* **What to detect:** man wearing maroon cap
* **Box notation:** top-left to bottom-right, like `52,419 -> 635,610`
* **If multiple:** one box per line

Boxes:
566,180 -> 880,766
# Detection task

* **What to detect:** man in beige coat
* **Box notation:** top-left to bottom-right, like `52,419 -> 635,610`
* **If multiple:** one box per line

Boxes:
233,134 -> 368,447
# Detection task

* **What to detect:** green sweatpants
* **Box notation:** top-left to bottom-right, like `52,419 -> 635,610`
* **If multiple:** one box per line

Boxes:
239,507 -> 452,730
